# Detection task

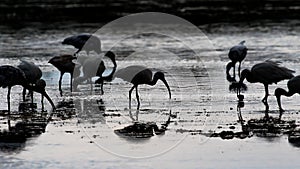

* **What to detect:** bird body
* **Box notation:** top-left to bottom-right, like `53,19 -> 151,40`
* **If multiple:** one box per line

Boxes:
62,34 -> 101,55
0,65 -> 55,114
74,51 -> 117,94
17,60 -> 44,109
115,65 -> 171,110
226,40 -> 248,80
242,61 -> 294,84
49,55 -> 80,96
228,41 -> 247,62
0,65 -> 27,87
275,75 -> 300,116
18,60 -> 42,84
239,60 -> 294,103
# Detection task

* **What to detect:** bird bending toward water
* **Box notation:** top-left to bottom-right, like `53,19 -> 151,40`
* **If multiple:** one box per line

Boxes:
238,60 -> 294,104
226,40 -> 248,81
62,33 -> 101,56
275,75 -> 300,118
18,60 -> 50,111
73,51 -> 117,94
0,65 -> 55,115
17,60 -> 42,101
115,65 -> 171,110
49,55 -> 80,96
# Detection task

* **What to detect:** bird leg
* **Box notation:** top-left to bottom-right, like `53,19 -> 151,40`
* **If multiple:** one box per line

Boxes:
262,84 -> 269,104
89,78 -> 93,94
30,90 -> 34,112
99,79 -> 104,95
238,62 -> 241,79
22,88 -> 26,102
233,64 -> 236,79
129,86 -> 135,110
136,86 -> 140,110
59,72 -> 63,96
7,87 -> 11,115
41,95 -> 44,112
70,73 -> 73,93
263,100 -> 270,120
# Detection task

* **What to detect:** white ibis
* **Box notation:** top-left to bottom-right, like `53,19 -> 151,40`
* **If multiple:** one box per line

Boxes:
62,33 -> 101,56
226,40 -> 248,80
0,65 -> 55,115
48,55 -> 80,96
73,51 -> 116,94
115,65 -> 171,110
275,75 -> 300,116
239,60 -> 294,103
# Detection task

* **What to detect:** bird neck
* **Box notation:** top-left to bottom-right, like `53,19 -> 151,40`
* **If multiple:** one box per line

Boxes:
226,62 -> 233,75
275,88 -> 294,97
240,69 -> 254,83
148,77 -> 159,86
102,57 -> 117,81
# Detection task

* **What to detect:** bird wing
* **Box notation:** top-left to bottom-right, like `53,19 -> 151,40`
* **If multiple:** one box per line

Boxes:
18,60 -> 42,82
251,61 -> 294,84
0,65 -> 26,87
228,42 -> 247,61
62,34 -> 91,49
49,55 -> 77,73
114,65 -> 151,83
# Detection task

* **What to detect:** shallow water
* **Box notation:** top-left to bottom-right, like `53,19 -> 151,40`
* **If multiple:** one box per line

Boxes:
0,19 -> 300,168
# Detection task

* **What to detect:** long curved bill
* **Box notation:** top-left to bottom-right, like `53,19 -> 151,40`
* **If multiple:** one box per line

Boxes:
160,77 -> 171,99
42,91 -> 56,112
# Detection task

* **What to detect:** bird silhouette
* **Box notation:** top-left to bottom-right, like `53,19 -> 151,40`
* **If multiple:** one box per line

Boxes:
62,33 -> 101,56
73,51 -> 117,94
0,65 -> 55,115
18,60 -> 41,99
115,65 -> 171,110
17,60 -> 47,111
239,60 -> 294,104
226,41 -> 248,81
49,55 -> 80,96
275,75 -> 300,118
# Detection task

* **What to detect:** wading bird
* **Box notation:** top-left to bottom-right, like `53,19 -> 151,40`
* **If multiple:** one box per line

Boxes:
226,41 -> 248,81
62,34 -> 101,56
115,65 -> 171,110
0,65 -> 55,115
239,60 -> 294,104
275,75 -> 300,117
73,51 -> 117,94
49,55 -> 80,96
18,60 -> 45,111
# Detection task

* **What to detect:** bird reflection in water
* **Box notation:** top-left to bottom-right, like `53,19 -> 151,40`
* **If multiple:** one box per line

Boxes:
0,102 -> 49,153
114,109 -> 175,139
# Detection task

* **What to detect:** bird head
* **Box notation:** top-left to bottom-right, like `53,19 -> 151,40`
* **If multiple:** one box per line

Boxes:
239,69 -> 250,84
27,79 -> 56,112
275,88 -> 286,99
274,88 -> 286,112
154,72 -> 171,99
